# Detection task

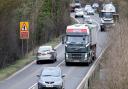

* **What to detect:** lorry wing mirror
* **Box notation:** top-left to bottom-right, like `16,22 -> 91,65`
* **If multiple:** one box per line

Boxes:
99,12 -> 103,17
91,44 -> 96,50
62,36 -> 65,44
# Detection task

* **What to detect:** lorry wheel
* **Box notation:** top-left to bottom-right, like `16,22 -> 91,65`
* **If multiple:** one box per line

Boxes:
100,25 -> 105,32
92,55 -> 96,61
65,62 -> 70,66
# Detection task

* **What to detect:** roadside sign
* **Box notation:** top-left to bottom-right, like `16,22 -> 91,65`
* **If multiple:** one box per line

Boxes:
20,22 -> 29,39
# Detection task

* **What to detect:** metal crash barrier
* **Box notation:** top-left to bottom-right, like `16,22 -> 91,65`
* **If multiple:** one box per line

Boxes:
76,46 -> 107,89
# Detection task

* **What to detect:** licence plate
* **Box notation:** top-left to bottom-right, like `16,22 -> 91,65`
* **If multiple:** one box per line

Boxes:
74,60 -> 80,62
46,85 -> 53,87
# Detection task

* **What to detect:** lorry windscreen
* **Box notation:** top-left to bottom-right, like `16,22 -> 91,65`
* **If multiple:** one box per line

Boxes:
66,36 -> 89,44
103,12 -> 113,18
75,0 -> 80,3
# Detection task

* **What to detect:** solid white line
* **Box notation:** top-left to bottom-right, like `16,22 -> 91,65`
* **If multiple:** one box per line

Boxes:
28,83 -> 37,89
6,60 -> 36,81
55,43 -> 61,49
57,60 -> 65,67
70,15 -> 80,23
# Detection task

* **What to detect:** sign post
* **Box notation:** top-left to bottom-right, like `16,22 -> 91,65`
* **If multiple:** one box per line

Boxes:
20,22 -> 29,56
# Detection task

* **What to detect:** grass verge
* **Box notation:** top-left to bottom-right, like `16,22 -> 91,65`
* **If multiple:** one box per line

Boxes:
0,36 -> 60,81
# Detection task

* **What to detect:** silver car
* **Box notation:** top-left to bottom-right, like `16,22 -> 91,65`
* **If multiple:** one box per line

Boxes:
75,8 -> 84,18
86,7 -> 95,15
36,46 -> 57,64
37,67 -> 65,89
84,5 -> 92,12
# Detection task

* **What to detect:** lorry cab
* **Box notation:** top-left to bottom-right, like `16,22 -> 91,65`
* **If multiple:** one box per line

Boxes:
62,24 -> 96,65
100,2 -> 117,31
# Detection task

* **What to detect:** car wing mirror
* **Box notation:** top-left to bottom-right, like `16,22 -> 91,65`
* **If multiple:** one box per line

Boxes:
53,48 -> 56,51
62,35 -> 65,44
37,75 -> 40,78
62,74 -> 66,78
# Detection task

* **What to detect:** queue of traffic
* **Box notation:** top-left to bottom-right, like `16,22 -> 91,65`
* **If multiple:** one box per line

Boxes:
35,0 -> 118,89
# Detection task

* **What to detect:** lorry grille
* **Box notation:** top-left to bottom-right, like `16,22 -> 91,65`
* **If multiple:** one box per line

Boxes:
71,54 -> 82,59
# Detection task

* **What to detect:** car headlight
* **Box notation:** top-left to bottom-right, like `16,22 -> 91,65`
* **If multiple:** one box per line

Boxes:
38,81 -> 46,85
38,82 -> 43,86
54,81 -> 62,85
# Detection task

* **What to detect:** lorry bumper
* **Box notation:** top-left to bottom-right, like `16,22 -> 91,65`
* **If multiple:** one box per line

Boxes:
65,59 -> 90,63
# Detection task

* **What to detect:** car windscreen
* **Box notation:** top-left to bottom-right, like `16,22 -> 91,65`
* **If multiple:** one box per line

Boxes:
38,47 -> 51,52
88,7 -> 93,10
75,0 -> 80,3
41,70 -> 60,77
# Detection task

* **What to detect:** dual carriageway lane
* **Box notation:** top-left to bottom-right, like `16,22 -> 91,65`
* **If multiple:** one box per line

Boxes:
0,12 -> 108,89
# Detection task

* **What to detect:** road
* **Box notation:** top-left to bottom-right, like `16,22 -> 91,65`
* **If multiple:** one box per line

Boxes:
0,12 -> 108,89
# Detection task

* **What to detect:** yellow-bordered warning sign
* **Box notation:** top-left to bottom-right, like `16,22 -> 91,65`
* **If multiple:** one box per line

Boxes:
20,22 -> 29,39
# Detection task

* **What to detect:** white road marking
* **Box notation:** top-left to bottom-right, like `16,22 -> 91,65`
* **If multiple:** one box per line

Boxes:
55,43 -> 61,49
28,83 -> 37,89
57,60 -> 65,67
70,15 -> 80,23
6,60 -> 36,81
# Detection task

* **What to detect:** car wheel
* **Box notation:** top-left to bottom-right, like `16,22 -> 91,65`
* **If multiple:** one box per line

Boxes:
100,25 -> 105,32
65,62 -> 70,66
38,86 -> 42,89
54,57 -> 57,62
36,61 -> 40,64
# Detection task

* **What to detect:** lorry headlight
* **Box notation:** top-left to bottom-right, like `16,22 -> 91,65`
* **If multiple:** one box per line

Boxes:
84,54 -> 88,60
66,54 -> 68,58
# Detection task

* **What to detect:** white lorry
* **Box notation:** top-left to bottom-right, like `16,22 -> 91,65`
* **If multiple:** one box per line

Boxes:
100,2 -> 118,31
